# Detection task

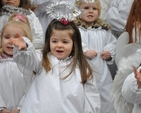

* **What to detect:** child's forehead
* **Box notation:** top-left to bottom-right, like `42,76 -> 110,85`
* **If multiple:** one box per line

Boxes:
80,2 -> 98,7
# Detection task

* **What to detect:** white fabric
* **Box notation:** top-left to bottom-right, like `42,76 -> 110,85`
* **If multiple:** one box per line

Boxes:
99,0 -> 112,21
34,0 -> 75,34
0,58 -> 33,111
107,0 -> 134,38
122,51 -> 141,113
0,10 -> 44,49
13,37 -> 101,113
79,26 -> 117,113
115,32 -> 129,66
111,49 -> 141,113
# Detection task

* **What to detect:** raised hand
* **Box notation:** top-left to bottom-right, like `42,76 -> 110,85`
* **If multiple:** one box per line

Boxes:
133,67 -> 141,88
10,33 -> 27,50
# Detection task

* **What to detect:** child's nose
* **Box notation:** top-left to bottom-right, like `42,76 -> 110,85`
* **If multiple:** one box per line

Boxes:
89,8 -> 93,12
57,42 -> 63,47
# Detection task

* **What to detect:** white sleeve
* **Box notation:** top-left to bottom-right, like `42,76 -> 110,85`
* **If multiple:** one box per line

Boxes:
103,30 -> 117,64
122,67 -> 141,105
84,76 -> 101,113
107,0 -> 133,36
27,11 -> 44,49
107,0 -> 126,33
13,37 -> 42,74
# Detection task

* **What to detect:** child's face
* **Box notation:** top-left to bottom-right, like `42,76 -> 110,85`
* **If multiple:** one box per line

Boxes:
2,0 -> 20,7
1,24 -> 25,55
80,2 -> 99,27
50,30 -> 73,60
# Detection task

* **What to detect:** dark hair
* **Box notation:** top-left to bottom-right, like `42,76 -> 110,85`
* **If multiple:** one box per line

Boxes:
42,19 -> 93,84
125,0 -> 141,43
0,0 -> 31,10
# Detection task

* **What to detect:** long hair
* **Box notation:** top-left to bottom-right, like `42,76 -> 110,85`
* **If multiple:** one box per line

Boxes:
125,0 -> 141,43
42,19 -> 93,84
1,14 -> 32,42
0,0 -> 31,10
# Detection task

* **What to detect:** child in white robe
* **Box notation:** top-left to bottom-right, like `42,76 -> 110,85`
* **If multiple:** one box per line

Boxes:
0,0 -> 44,50
10,16 -> 101,112
121,49 -> 141,113
0,14 -> 33,113
111,0 -> 141,112
74,0 -> 117,113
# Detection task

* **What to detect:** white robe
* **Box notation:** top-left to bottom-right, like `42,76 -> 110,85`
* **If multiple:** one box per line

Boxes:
79,26 -> 117,113
107,0 -> 134,38
13,37 -> 101,113
0,58 -> 33,111
122,51 -> 141,113
0,10 -> 44,49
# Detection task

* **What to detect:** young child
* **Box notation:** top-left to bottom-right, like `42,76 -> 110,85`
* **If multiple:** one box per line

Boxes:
0,14 -> 33,113
0,0 -> 44,50
10,18 -> 101,113
121,49 -> 141,113
75,0 -> 117,113
111,0 -> 141,112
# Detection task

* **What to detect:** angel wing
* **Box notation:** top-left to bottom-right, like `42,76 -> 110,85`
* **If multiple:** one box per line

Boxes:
111,39 -> 141,113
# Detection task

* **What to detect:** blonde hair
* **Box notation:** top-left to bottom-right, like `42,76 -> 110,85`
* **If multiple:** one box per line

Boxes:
1,14 -> 32,41
75,0 -> 101,16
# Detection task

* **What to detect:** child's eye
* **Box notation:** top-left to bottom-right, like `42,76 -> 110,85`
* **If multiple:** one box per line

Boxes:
4,36 -> 10,39
93,7 -> 97,10
83,7 -> 89,10
63,41 -> 68,44
52,40 -> 57,43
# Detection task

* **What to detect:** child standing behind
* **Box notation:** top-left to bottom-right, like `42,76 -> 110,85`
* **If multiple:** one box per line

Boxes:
10,18 -> 101,113
0,14 -> 33,113
0,0 -> 44,50
75,0 -> 117,113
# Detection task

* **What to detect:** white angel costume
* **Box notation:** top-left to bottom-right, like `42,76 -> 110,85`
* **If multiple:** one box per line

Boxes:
111,29 -> 141,113
107,0 -> 134,38
13,37 -> 101,113
122,54 -> 141,113
75,18 -> 117,113
34,0 -> 75,34
0,53 -> 33,111
0,5 -> 44,49
116,48 -> 141,113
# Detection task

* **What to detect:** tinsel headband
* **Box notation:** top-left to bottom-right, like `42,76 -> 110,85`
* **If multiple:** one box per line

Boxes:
46,1 -> 81,25
0,5 -> 31,16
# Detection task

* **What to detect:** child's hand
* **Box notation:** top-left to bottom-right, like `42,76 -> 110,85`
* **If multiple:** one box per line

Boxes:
11,109 -> 20,113
84,50 -> 97,59
10,33 -> 27,50
133,67 -> 141,88
101,51 -> 111,60
0,108 -> 11,113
